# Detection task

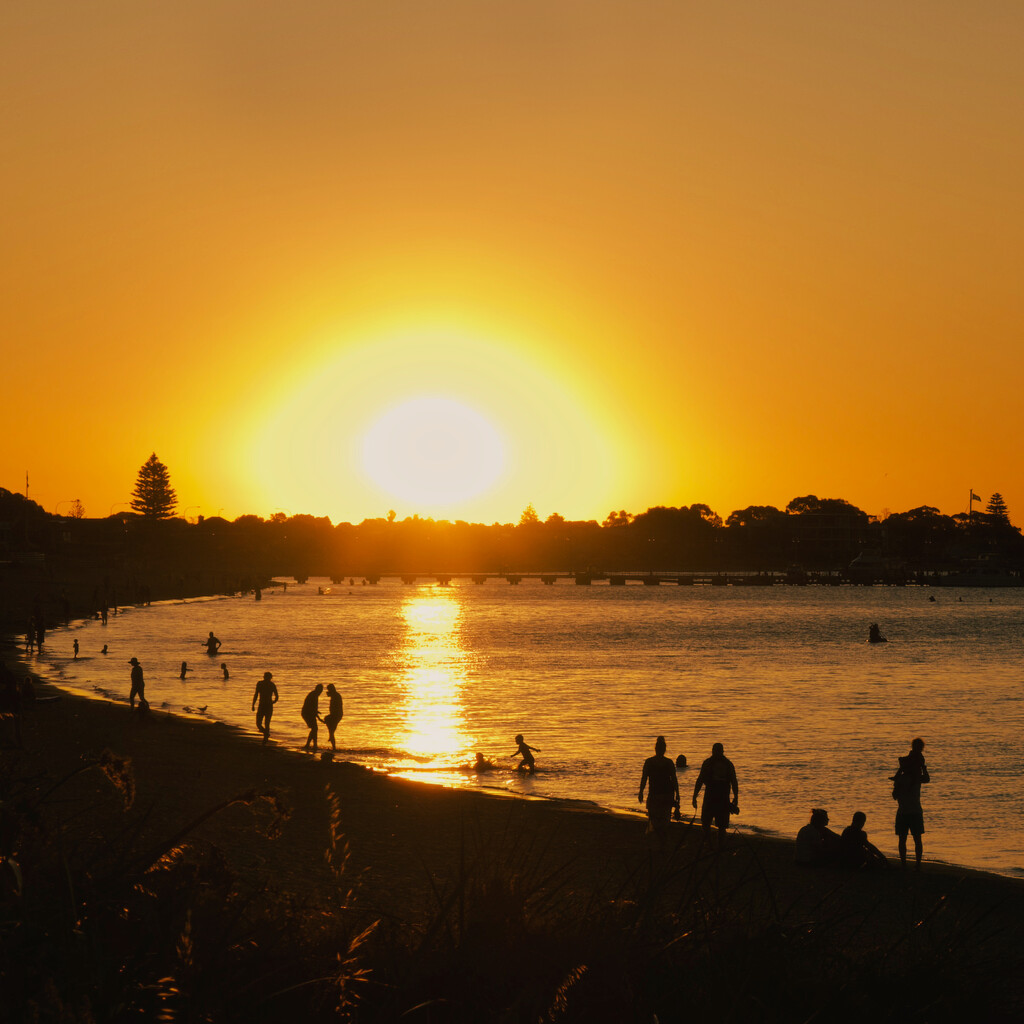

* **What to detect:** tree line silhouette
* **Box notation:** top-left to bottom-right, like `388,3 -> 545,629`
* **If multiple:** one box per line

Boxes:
2,486 -> 1021,580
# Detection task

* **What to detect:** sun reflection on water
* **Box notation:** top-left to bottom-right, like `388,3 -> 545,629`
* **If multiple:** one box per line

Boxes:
394,591 -> 472,780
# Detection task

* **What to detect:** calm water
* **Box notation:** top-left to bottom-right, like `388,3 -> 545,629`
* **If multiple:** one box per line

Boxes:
29,580 -> 1024,877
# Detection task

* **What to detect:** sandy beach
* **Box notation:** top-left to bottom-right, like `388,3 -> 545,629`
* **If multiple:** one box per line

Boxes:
4,633 -> 1024,1020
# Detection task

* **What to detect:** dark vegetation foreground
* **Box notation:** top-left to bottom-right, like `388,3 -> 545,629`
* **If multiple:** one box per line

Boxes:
2,682 -> 1023,1023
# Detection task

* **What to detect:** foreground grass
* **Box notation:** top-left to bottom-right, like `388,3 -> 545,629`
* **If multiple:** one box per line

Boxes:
1,750 -> 1019,1023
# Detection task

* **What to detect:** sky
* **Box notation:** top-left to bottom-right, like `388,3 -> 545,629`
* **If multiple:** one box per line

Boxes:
3,1 -> 1022,525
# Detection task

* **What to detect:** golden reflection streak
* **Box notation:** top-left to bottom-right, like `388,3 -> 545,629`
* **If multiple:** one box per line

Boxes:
395,591 -> 472,776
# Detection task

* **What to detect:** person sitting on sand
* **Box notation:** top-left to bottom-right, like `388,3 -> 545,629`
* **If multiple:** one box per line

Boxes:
128,657 -> 148,710
639,736 -> 679,842
252,671 -> 279,744
203,631 -> 222,655
324,683 -> 344,751
795,808 -> 842,866
840,811 -> 887,869
510,733 -> 539,772
301,684 -> 324,752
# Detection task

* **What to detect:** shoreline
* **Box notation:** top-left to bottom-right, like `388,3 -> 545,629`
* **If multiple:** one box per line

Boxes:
5,639 -> 1024,1017
7,629 -> 1024,885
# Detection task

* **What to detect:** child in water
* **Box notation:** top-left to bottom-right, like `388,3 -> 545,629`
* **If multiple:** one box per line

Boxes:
511,734 -> 540,772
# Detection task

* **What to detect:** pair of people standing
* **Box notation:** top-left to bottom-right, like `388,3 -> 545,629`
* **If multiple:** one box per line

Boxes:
638,738 -> 739,845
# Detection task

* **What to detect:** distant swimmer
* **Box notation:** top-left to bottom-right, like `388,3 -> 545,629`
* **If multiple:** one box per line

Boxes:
301,684 -> 324,752
101,644 -> 108,655
252,671 -> 279,744
203,631 -> 222,656
473,752 -> 496,772
868,623 -> 888,643
128,657 -> 148,710
221,662 -> 229,680
180,661 -> 189,680
510,733 -> 539,772
324,682 -> 344,751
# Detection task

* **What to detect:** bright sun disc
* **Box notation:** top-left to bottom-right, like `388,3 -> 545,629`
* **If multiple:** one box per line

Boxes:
360,397 -> 506,506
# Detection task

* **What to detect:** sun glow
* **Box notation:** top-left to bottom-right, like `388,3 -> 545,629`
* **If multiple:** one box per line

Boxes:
360,396 -> 506,506
238,322 -> 625,523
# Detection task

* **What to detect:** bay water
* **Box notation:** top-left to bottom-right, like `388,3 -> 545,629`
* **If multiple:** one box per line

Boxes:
31,580 -> 1024,877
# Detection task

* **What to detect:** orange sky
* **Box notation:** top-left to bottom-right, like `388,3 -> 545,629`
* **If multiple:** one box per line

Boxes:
3,2 -> 1022,525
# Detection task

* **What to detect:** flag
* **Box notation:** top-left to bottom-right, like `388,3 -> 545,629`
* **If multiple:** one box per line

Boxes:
971,491 -> 982,502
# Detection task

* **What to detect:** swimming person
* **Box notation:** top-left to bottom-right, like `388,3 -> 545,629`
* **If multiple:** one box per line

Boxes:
221,662 -> 229,680
101,644 -> 108,655
511,733 -> 539,771
473,752 -> 496,772
692,742 -> 739,847
868,623 -> 887,643
179,661 -> 188,680
638,736 -> 679,842
203,631 -> 222,655
128,657 -> 147,710
301,684 -> 324,752
323,682 -> 344,751
892,737 -> 930,871
252,671 -> 279,744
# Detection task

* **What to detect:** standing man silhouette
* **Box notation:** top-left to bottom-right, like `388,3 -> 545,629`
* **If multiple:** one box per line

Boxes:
128,657 -> 147,710
638,735 -> 679,842
252,671 -> 279,744
693,742 -> 739,846
892,737 -> 930,870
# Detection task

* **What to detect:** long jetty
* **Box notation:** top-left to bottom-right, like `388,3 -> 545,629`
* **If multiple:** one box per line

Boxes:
318,570 -> 1020,587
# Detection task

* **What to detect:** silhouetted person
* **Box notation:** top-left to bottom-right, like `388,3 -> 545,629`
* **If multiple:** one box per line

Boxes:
203,631 -> 222,656
221,662 -> 229,680
25,622 -> 34,654
324,682 -> 344,750
892,737 -> 930,870
638,736 -> 679,841
473,752 -> 495,772
101,644 -> 108,655
128,657 -> 147,710
692,742 -> 739,846
179,661 -> 188,680
868,623 -> 887,643
252,671 -> 279,744
675,754 -> 687,770
796,808 -> 842,866
510,733 -> 539,771
73,639 -> 79,659
301,684 -> 324,752
841,811 -> 887,869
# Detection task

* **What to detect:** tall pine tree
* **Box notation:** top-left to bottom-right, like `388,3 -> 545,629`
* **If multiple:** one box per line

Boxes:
986,493 -> 1010,521
130,453 -> 177,518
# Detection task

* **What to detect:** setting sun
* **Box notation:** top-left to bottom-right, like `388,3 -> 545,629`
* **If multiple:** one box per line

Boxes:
360,396 -> 506,507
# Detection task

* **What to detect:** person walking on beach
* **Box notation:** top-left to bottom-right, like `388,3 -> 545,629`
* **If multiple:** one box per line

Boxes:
638,735 -> 679,842
323,683 -> 344,751
128,657 -> 147,710
301,684 -> 324,752
203,631 -> 222,656
510,733 -> 539,772
892,737 -> 930,871
252,671 -> 279,744
692,742 -> 739,847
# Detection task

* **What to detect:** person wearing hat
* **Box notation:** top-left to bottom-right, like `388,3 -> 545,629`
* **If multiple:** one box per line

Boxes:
128,657 -> 147,710
252,671 -> 279,744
